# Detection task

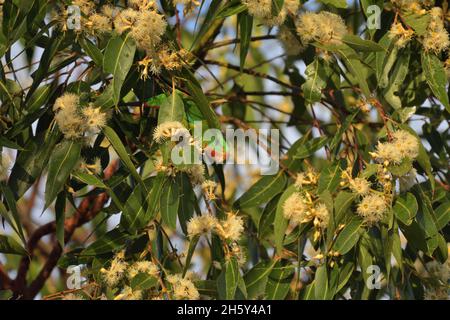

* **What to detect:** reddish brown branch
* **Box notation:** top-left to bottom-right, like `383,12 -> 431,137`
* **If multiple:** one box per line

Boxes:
0,264 -> 13,290
12,160 -> 118,299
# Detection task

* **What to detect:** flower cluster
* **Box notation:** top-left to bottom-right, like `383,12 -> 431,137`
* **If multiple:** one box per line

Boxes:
77,158 -> 102,175
53,93 -> 108,140
166,273 -> 200,300
356,193 -> 387,225
201,180 -> 218,200
388,22 -> 414,48
59,0 -> 186,77
283,192 -> 330,230
187,212 -> 244,242
296,11 -> 347,45
99,252 -> 164,300
153,121 -> 206,185
423,7 -> 450,54
100,251 -> 129,288
278,26 -> 304,56
244,0 -> 299,26
371,130 -> 419,165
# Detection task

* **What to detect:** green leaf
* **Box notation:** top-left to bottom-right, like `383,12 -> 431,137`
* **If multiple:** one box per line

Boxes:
335,45 -> 371,97
244,260 -> 277,299
9,130 -> 60,198
177,173 -> 196,235
238,12 -> 252,70
320,0 -> 347,8
265,262 -> 294,299
82,229 -> 130,256
403,12 -> 430,36
434,201 -> 450,231
0,183 -> 26,244
421,52 -> 450,112
120,178 -> 153,232
0,234 -> 27,256
274,185 -> 296,253
317,163 -> 342,194
27,84 -> 52,113
342,34 -> 385,52
335,262 -> 355,293
383,51 -> 410,110
0,137 -> 22,150
216,3 -> 247,18
103,34 -> 136,106
103,126 -> 146,191
393,192 -> 418,226
293,136 -> 329,159
160,179 -> 180,230
55,192 -> 66,248
217,257 -> 240,300
271,0 -> 284,16
258,194 -> 280,238
44,140 -> 82,209
131,273 -> 158,291
333,218 -> 362,255
146,174 -> 167,220
183,235 -> 199,277
180,68 -> 221,129
314,265 -> 330,300
158,91 -> 185,124
190,0 -> 223,49
79,37 -> 103,67
302,59 -> 327,105
333,191 -> 356,225
72,172 -> 107,189
234,172 -> 286,209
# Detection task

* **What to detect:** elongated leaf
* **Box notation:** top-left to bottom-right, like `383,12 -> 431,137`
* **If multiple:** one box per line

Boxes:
393,192 -> 418,226
315,265 -> 330,300
9,130 -> 60,198
333,218 -> 362,255
79,37 -> 103,67
158,91 -> 185,124
293,136 -> 328,159
55,192 -> 66,248
234,172 -> 286,209
244,260 -> 277,299
45,140 -> 82,209
265,262 -> 294,299
0,234 -> 27,256
342,34 -> 384,52
217,257 -> 240,300
421,52 -> 450,112
435,201 -> 450,231
180,68 -> 221,129
317,163 -> 342,194
183,235 -> 199,277
131,273 -> 158,291
103,126 -> 146,190
103,34 -> 136,106
82,229 -> 130,256
320,0 -> 347,8
302,59 -> 327,105
160,179 -> 180,230
384,51 -> 410,110
0,183 -> 25,244
27,84 -> 51,113
238,12 -> 252,70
